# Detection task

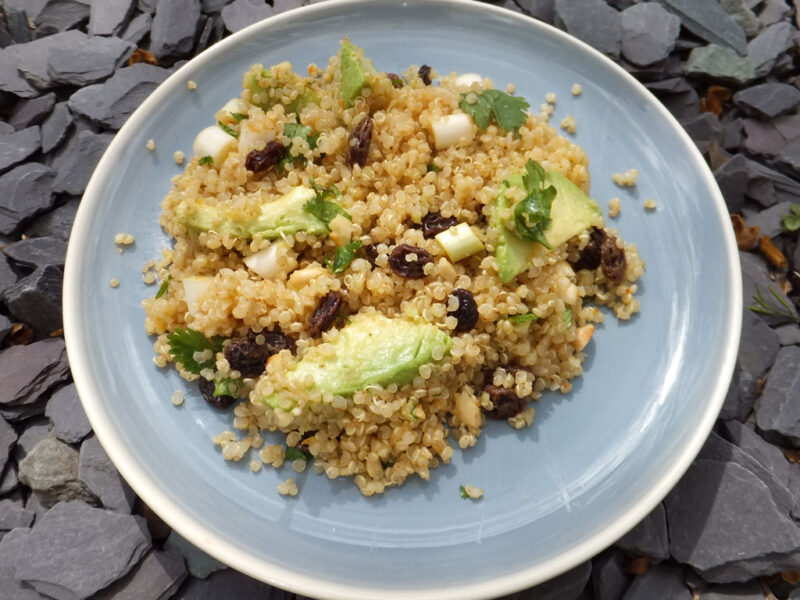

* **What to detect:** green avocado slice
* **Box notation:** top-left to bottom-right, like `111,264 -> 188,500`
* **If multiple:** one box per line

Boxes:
340,39 -> 376,108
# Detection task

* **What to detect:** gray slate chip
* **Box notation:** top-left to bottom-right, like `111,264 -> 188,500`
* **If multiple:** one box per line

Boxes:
196,14 -> 225,52
755,346 -> 800,447
748,21 -> 794,78
657,0 -> 747,54
0,46 -> 39,98
621,3 -> 680,67
747,200 -> 795,239
742,118 -> 786,158
18,436 -> 97,507
121,12 -> 153,44
622,564 -> 690,600
3,236 -> 67,269
701,581 -> 764,599
554,0 -> 621,59
0,122 -> 13,135
16,30 -> 85,90
665,458 -> 800,582
272,0 -> 304,13
9,93 -> 56,130
684,44 -> 756,85
522,560 -> 591,599
720,0 -> 762,38
774,323 -> 800,346
0,162 -> 56,235
164,531 -> 226,579
47,34 -> 135,87
79,435 -> 136,513
0,527 -> 42,599
202,0 -> 235,11
3,265 -> 63,335
680,112 -> 723,154
592,549 -> 631,600
0,126 -> 41,175
25,198 -> 79,240
94,549 -> 187,600
614,503 -> 669,561
40,102 -> 74,154
0,498 -> 34,537
172,568 -> 275,599
777,144 -> 800,178
715,153 -> 748,212
52,129 -> 113,195
0,314 -> 11,347
6,9 -> 33,43
759,0 -> 791,26
45,384 -> 92,444
746,157 -> 800,206
89,0 -> 136,35
138,0 -> 158,11
12,501 -> 151,600
734,83 -> 800,120
220,0 -> 272,32
68,63 -> 170,130
14,420 -> 53,462
0,462 -> 20,496
0,417 -> 16,477
150,0 -> 202,59
0,338 -> 70,413
34,0 -> 90,34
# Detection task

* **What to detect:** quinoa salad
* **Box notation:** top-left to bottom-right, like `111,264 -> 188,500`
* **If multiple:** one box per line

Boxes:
142,40 -> 644,497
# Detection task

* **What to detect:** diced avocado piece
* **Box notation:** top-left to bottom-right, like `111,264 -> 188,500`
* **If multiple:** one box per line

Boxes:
180,186 -> 329,240
245,63 -> 318,114
340,39 -> 376,107
262,313 -> 452,407
491,170 -> 601,282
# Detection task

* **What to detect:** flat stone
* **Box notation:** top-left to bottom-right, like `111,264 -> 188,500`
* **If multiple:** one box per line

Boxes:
202,0 -> 234,11
0,315 -> 11,346
747,158 -> 800,206
720,0 -> 762,38
12,500 -> 151,599
196,14 -> 225,52
172,568 -> 275,599
592,549 -> 631,600
714,153 -> 748,212
657,0 -> 748,54
747,200 -> 795,239
0,126 -> 41,175
6,9 -> 33,43
777,144 -> 800,178
164,531 -> 226,579
47,34 -> 134,87
681,112 -> 723,154
554,0 -> 621,59
121,11 -> 152,44
3,236 -> 67,269
89,0 -> 136,35
150,0 -> 202,59
18,437 -> 97,507
0,462 -> 20,496
138,0 -> 158,12
8,93 -> 56,130
0,499 -> 34,538
665,458 -> 800,582
520,560 -> 591,599
622,564 -> 691,600
734,83 -> 800,120
0,46 -> 39,98
748,21 -> 794,78
3,265 -> 63,335
23,491 -> 49,524
0,339 -> 70,416
0,417 -> 16,477
759,0 -> 791,26
0,527 -> 42,599
17,30 -> 85,90
45,384 -> 92,444
701,581 -> 764,599
0,122 -> 13,135
220,0 -> 272,32
684,44 -> 756,85
742,118 -> 785,158
79,435 -> 136,513
614,503 -> 669,561
621,3 -> 680,67
774,323 -> 800,346
94,549 -> 187,600
51,129 -> 113,195
272,0 -> 304,12
755,346 -> 800,447
68,63 -> 170,130
34,0 -> 90,34
40,102 -> 74,154
14,421 -> 52,462
24,198 -> 79,240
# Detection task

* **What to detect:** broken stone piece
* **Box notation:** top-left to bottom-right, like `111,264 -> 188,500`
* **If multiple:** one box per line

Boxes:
684,44 -> 756,85
45,383 -> 92,444
3,265 -> 63,335
18,436 -> 97,507
554,0 -> 621,59
79,435 -> 136,513
657,0 -> 748,55
621,3 -> 680,67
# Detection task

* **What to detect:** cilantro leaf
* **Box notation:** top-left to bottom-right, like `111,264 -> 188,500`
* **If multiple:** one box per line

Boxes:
218,121 -> 238,138
198,155 -> 213,166
329,241 -> 363,274
427,163 -> 441,173
512,159 -> 556,249
154,276 -> 171,299
782,203 -> 800,232
303,179 -> 351,225
459,89 -> 529,133
166,328 -> 225,374
506,312 -> 539,323
459,485 -> 468,499
230,112 -> 249,122
563,307 -> 572,328
280,122 -> 320,170
285,446 -> 312,462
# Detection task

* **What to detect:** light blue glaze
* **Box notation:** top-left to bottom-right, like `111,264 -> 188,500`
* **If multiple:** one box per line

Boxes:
64,1 -> 741,598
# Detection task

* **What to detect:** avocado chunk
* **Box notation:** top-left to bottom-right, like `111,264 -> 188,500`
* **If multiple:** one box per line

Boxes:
340,39 -> 376,108
492,169 -> 601,282
244,62 -> 318,114
262,312 -> 452,408
179,186 -> 329,240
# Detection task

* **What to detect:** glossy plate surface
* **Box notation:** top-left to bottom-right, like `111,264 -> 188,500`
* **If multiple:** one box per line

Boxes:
63,1 -> 741,598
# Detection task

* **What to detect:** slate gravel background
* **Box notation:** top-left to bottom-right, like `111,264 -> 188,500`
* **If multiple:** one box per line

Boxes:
1,0 -> 800,598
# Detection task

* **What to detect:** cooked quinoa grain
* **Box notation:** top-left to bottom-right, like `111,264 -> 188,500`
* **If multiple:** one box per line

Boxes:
560,115 -> 576,134
609,197 -> 621,218
146,139 -> 155,151
644,199 -> 657,211
187,80 -> 198,90
277,478 -> 299,496
613,169 -> 639,186
571,83 -> 582,96
110,278 -> 120,288
173,151 -> 185,165
115,233 -> 135,245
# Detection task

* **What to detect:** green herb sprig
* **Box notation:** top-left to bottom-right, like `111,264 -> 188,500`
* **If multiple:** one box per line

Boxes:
218,121 -> 238,138
563,307 -> 573,328
230,112 -> 249,122
285,446 -> 312,462
782,203 -> 800,232
749,284 -> 799,322
329,240 -> 363,274
459,89 -> 529,133
154,276 -> 172,299
303,179 -> 351,226
198,155 -> 213,166
459,485 -> 468,499
166,328 -> 225,374
510,159 -> 556,249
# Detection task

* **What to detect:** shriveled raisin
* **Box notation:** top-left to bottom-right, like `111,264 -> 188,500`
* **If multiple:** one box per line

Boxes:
198,378 -> 236,410
484,385 -> 527,419
418,64 -> 433,85
421,212 -> 458,239
348,116 -> 373,167
245,141 -> 286,172
225,330 -> 295,377
363,244 -> 379,266
387,73 -> 403,88
309,290 -> 344,337
573,227 -> 606,271
448,288 -> 478,332
600,239 -> 626,282
388,244 -> 433,279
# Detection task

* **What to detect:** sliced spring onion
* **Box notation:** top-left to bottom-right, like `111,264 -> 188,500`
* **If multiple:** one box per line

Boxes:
435,222 -> 484,262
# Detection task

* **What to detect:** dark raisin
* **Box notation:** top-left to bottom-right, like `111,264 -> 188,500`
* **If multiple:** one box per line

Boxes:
600,238 -> 626,282
198,378 -> 236,410
484,385 -> 527,419
309,290 -> 344,337
388,244 -> 433,279
448,288 -> 478,332
225,333 -> 270,378
348,116 -> 373,167
418,64 -> 433,85
387,73 -> 403,88
420,212 -> 458,239
572,227 -> 606,271
245,141 -> 286,172
363,244 -> 379,266
260,330 -> 296,356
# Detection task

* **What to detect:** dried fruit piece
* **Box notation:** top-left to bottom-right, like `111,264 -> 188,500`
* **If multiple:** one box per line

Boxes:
309,290 -> 344,337
388,244 -> 432,279
199,378 -> 236,410
245,141 -> 286,172
348,116 -> 373,167
759,235 -> 787,268
421,212 -> 458,239
731,214 -> 759,251
447,288 -> 478,332
418,64 -> 432,85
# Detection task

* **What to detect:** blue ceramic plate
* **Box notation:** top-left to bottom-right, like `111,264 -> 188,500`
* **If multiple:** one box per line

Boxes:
64,1 -> 741,598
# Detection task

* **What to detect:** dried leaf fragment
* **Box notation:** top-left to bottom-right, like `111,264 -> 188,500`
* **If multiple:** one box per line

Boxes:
731,214 -> 759,251
759,235 -> 787,269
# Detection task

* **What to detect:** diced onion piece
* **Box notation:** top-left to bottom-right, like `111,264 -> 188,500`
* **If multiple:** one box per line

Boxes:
454,394 -> 482,428
244,242 -> 285,279
238,120 -> 274,155
435,222 -> 484,262
220,98 -> 246,116
430,112 -> 474,150
455,73 -> 483,87
183,276 -> 213,316
192,126 -> 237,168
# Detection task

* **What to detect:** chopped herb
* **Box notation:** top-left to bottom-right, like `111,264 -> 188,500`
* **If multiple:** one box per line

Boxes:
197,155 -> 213,166
459,89 -> 529,133
166,328 -> 225,375
563,307 -> 573,328
214,378 -> 243,397
408,400 -> 420,421
511,159 -> 556,249
154,276 -> 172,299
506,312 -> 539,323
782,203 -> 800,232
749,283 -> 799,322
280,122 -> 320,170
459,485 -> 468,499
230,112 -> 249,122
427,163 -> 441,173
303,179 -> 351,225
329,240 -> 363,274
285,446 -> 312,462
218,121 -> 238,138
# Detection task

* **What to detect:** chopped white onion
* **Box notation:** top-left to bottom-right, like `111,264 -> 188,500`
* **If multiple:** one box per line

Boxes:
455,73 -> 483,87
430,112 -> 475,150
238,120 -> 274,155
243,242 -> 285,279
454,394 -> 482,428
183,276 -> 213,316
220,98 -> 246,116
192,125 -> 237,167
